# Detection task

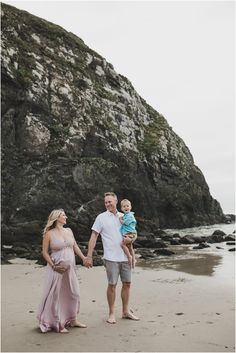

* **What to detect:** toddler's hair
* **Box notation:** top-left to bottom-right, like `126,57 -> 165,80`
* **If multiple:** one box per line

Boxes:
121,199 -> 131,206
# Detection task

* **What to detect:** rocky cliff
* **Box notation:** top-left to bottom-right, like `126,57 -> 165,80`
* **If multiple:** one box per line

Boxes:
1,3 -> 225,244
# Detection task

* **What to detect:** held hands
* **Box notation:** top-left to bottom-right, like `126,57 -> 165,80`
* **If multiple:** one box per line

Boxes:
83,256 -> 93,268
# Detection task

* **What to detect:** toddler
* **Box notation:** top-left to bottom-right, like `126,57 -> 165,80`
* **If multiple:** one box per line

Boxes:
120,199 -> 137,268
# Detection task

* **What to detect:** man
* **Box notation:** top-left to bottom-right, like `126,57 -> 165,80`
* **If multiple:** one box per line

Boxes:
84,192 -> 140,324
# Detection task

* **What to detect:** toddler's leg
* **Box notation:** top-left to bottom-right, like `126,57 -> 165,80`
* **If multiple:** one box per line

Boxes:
122,242 -> 132,266
130,244 -> 136,268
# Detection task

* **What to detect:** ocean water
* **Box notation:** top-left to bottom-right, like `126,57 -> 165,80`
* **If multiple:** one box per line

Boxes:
138,223 -> 235,280
164,223 -> 235,238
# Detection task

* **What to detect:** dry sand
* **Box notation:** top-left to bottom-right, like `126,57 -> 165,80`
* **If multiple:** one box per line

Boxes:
1,247 -> 235,352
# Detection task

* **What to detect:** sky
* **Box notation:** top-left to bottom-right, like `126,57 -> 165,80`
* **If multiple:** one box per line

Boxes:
2,0 -> 235,214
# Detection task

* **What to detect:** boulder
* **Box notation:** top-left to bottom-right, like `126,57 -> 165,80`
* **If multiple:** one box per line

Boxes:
1,2 -> 225,248
207,234 -> 225,243
212,230 -> 226,236
225,234 -> 235,241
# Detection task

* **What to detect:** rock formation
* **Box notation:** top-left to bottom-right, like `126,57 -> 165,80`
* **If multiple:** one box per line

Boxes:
1,3 -> 225,244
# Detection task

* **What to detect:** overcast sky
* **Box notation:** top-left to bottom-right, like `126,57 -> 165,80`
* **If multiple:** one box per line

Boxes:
3,0 -> 235,213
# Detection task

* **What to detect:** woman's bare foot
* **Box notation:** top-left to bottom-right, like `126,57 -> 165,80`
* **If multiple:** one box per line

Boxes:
60,328 -> 69,333
70,320 -> 87,328
106,314 -> 116,324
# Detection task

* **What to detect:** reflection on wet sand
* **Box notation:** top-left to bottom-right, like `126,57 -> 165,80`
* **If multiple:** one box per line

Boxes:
138,247 -> 223,276
162,253 -> 222,276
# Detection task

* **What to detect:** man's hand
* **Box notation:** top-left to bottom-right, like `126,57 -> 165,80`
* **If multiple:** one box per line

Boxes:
84,256 -> 93,268
119,216 -> 124,224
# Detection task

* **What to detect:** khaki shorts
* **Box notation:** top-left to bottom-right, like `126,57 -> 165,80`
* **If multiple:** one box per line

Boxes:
103,259 -> 131,285
123,233 -> 137,245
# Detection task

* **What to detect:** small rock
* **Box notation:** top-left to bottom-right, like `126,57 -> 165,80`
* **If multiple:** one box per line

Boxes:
154,240 -> 168,249
192,243 -> 210,250
154,230 -> 167,237
170,239 -> 180,245
179,236 -> 195,244
172,233 -> 180,238
154,249 -> 175,256
140,252 -> 156,259
192,236 -> 206,244
160,235 -> 173,241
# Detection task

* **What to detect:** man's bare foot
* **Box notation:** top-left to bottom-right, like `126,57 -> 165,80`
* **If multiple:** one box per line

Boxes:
122,309 -> 140,321
70,320 -> 87,328
60,328 -> 69,333
106,314 -> 116,324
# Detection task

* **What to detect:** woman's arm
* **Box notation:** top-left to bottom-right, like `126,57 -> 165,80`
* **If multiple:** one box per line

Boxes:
67,228 -> 85,262
73,242 -> 86,262
42,232 -> 54,268
68,228 -> 86,262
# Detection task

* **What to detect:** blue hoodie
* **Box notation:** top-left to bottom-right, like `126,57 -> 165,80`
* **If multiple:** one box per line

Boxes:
120,211 -> 137,236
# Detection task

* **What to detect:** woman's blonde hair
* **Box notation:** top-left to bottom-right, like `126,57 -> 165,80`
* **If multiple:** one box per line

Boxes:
42,209 -> 65,236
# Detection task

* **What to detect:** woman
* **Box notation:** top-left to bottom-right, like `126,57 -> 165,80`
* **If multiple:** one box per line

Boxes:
37,209 -> 87,333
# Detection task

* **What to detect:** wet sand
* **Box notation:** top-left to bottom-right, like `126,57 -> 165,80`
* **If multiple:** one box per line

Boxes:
1,246 -> 235,352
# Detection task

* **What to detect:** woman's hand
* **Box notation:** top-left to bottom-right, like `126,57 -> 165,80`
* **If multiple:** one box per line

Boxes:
84,256 -> 93,268
53,265 -> 67,274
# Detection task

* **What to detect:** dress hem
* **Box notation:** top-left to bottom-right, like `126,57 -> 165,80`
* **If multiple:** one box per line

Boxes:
38,316 -> 77,333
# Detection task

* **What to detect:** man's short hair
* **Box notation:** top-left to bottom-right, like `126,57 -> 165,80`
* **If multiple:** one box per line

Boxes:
104,192 -> 117,200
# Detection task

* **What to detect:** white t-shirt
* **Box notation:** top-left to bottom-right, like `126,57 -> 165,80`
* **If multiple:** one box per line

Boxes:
92,210 -> 127,262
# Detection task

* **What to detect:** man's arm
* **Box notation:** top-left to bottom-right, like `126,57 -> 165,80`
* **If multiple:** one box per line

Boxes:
84,230 -> 99,268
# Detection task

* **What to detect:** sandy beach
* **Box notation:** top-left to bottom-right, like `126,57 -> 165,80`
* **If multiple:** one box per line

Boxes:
1,244 -> 235,353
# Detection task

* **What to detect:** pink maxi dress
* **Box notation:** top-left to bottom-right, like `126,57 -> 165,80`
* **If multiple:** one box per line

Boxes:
37,229 -> 80,332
